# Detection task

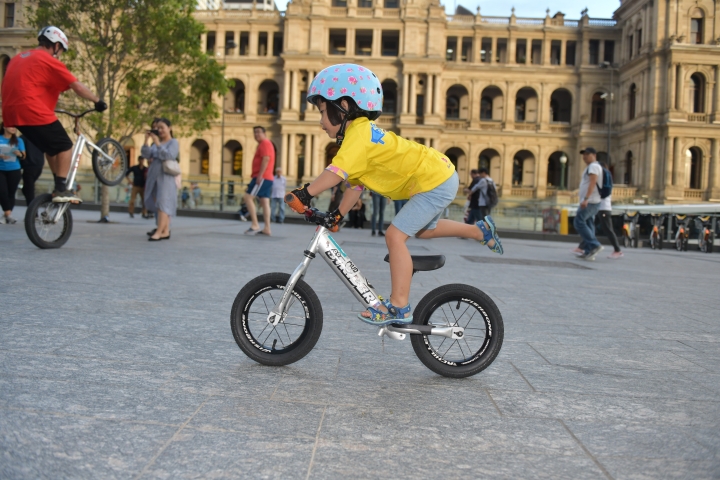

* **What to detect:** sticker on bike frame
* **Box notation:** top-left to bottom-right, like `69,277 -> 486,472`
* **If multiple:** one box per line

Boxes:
325,249 -> 379,305
327,234 -> 347,257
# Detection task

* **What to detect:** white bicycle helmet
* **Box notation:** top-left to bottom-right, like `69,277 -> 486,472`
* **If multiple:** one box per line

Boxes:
38,26 -> 69,52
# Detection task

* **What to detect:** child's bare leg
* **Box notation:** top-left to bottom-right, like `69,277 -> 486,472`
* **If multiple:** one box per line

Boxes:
386,225 -> 413,308
416,219 -> 496,247
360,224 -> 412,318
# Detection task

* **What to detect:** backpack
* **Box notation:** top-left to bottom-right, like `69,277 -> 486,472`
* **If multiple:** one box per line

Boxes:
596,167 -> 613,199
485,179 -> 499,208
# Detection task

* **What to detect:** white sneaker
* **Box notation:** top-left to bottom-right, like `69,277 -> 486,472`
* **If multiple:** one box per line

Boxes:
0,216 -> 5,224
608,251 -> 624,259
4,215 -> 16,224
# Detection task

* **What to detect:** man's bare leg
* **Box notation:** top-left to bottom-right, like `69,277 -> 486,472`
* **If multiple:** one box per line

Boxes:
243,193 -> 260,230
45,148 -> 72,180
259,197 -> 271,234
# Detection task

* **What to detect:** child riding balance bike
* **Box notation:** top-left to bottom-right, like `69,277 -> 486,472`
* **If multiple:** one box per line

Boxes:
285,63 -> 503,325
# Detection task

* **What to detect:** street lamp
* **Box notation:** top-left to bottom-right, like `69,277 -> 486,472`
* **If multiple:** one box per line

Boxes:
559,153 -> 568,190
601,61 -> 615,166
219,39 -> 237,212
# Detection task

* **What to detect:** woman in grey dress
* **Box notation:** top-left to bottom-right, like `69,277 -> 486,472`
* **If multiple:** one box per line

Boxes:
142,118 -> 179,241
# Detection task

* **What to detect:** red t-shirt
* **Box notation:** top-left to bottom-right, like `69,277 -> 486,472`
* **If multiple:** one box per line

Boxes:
1,49 -> 78,127
252,138 -> 275,181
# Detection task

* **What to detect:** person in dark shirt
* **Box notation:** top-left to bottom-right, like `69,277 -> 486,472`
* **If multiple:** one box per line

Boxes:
18,134 -> 45,205
464,169 -> 481,225
126,156 -> 148,218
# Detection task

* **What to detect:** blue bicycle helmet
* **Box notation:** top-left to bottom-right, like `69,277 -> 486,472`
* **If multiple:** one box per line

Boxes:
307,64 -> 383,145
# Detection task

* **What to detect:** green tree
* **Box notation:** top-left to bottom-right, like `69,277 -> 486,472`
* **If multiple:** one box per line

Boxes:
30,0 -> 229,217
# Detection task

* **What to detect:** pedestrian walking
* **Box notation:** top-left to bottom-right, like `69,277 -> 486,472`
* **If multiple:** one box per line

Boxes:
0,123 -> 25,224
370,191 -> 386,236
243,126 -> 275,236
574,147 -> 604,260
142,118 -> 178,241
466,168 -> 493,224
125,156 -> 148,218
348,195 -> 366,229
270,167 -> 286,223
18,134 -> 44,205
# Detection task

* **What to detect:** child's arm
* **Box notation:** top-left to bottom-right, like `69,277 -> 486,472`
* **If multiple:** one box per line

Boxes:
338,188 -> 362,215
286,170 -> 344,213
307,170 -> 342,196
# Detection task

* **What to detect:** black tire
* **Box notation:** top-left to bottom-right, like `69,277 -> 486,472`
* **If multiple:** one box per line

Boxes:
230,272 -> 323,366
92,138 -> 128,186
650,234 -> 657,250
410,284 -> 504,378
658,229 -> 664,250
676,235 -> 683,251
632,227 -> 640,248
683,237 -> 689,252
23,193 -> 73,249
700,234 -> 707,253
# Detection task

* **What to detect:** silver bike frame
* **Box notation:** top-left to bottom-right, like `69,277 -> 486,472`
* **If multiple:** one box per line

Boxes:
267,225 -> 464,341
50,133 -> 114,223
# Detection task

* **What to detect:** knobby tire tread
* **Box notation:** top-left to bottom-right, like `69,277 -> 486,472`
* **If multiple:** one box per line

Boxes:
23,193 -> 73,249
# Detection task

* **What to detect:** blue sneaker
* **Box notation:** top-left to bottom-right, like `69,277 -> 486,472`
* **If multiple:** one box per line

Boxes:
358,301 -> 413,326
476,215 -> 503,254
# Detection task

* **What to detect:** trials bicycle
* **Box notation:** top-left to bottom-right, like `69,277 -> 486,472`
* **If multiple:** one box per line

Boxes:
23,109 -> 128,249
230,208 -> 504,378
674,215 -> 691,252
622,212 -> 640,248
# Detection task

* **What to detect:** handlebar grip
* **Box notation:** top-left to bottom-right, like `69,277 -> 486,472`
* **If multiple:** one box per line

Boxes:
285,192 -> 307,214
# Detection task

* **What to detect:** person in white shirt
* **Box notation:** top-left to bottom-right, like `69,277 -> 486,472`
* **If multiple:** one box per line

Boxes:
574,147 -> 603,260
574,160 -> 623,259
270,167 -> 287,223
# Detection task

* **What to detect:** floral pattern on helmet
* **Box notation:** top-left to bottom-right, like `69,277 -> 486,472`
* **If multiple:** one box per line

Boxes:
306,63 -> 383,113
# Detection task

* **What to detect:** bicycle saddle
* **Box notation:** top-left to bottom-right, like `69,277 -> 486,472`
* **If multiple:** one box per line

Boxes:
383,254 -> 446,272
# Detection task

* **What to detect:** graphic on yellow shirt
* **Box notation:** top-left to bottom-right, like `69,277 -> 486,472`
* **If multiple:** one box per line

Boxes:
326,118 -> 455,200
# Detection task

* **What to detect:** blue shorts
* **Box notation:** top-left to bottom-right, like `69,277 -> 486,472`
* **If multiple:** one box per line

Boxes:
391,172 -> 459,236
246,178 -> 273,198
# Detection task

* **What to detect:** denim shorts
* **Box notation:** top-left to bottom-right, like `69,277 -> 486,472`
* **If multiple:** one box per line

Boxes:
391,172 -> 459,236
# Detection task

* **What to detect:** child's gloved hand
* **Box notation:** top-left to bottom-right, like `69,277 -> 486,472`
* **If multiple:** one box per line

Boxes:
323,209 -> 344,232
285,183 -> 313,213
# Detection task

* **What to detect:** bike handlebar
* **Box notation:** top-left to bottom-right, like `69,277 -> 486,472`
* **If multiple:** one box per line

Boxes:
304,208 -> 329,226
54,108 -> 97,119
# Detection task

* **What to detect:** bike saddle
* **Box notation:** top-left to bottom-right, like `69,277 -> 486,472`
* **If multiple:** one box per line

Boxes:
383,254 -> 446,272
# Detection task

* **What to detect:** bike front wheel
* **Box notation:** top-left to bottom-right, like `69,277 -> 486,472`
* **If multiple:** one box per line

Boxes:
92,138 -> 128,186
23,193 -> 73,249
231,272 -> 323,366
410,284 -> 504,378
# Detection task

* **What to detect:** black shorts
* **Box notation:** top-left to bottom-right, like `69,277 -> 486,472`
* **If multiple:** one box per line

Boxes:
18,120 -> 73,157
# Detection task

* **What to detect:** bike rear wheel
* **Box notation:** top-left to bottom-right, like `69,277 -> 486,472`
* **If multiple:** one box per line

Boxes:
23,193 -> 73,249
92,138 -> 128,186
231,273 -> 323,366
410,284 -> 504,378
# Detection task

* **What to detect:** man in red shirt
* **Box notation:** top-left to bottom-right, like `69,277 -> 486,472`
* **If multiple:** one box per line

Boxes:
243,126 -> 275,235
1,26 -> 107,203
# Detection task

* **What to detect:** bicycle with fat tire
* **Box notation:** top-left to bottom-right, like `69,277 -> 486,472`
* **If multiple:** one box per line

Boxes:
230,208 -> 504,378
23,109 -> 128,249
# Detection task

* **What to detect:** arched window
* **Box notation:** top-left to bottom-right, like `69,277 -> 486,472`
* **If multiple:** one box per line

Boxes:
691,74 -> 704,113
688,148 -> 702,189
550,88 -> 572,123
191,140 -> 210,176
446,95 -> 460,118
258,79 -> 280,114
480,97 -> 492,120
690,11 -> 704,44
628,83 -> 637,120
591,92 -> 606,124
515,98 -> 526,122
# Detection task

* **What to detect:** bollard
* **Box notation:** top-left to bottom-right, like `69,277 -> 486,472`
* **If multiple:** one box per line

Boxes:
560,209 -> 569,235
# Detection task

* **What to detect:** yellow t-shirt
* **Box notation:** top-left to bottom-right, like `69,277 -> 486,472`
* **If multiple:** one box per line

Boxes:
326,118 -> 455,200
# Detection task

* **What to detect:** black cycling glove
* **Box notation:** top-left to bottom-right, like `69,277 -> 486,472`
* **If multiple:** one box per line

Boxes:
95,100 -> 108,112
323,209 -> 344,232
285,183 -> 313,213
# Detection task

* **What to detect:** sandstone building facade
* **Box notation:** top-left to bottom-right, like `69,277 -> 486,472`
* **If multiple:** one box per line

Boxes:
2,0 -> 720,203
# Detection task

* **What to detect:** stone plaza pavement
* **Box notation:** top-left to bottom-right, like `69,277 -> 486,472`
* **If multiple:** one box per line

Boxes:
1,207 -> 719,479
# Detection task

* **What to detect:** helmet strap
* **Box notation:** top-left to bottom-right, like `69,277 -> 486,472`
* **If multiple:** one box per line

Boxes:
331,100 -> 350,146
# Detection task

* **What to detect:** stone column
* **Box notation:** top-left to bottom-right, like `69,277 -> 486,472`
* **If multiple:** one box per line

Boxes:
676,64 -> 684,112
347,29 -> 355,57
456,37 -> 462,63
291,70 -> 300,111
312,135 -> 323,176
267,32 -> 274,57
283,70 -> 291,110
490,37 -> 497,64
433,74 -> 441,114
280,133 -> 288,174
667,62 -> 676,110
409,74 -> 417,115
673,136 -> 683,186
304,133 -> 313,179
664,135 -> 673,187
560,40 -> 566,65
402,73 -> 409,114
709,138 -> 720,198
714,65 -> 720,117
288,133 -> 297,179
424,75 -> 433,115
